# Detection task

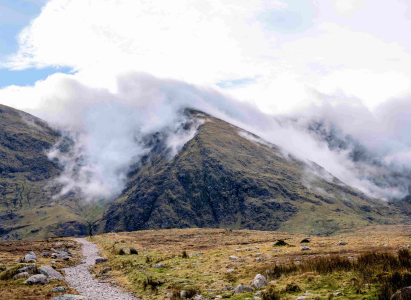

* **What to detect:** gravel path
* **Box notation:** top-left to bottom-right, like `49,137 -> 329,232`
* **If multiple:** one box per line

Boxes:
63,238 -> 138,300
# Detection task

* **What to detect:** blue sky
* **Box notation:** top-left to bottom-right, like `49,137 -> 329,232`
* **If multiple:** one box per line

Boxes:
0,0 -> 70,87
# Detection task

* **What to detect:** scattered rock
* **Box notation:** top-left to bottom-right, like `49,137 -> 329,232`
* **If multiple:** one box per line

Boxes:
52,286 -> 66,293
301,247 -> 311,251
245,248 -> 251,251
24,274 -> 49,285
41,252 -> 52,257
256,258 -> 264,262
67,243 -> 74,247
194,295 -> 203,300
52,295 -> 88,300
234,284 -> 254,294
269,281 -> 276,285
215,296 -> 223,300
40,265 -> 64,280
229,255 -> 239,260
338,242 -> 348,246
234,249 -> 241,252
296,297 -> 307,300
220,286 -> 234,291
391,286 -> 411,300
255,246 -> 259,249
53,243 -> 63,248
153,264 -> 166,269
51,261 -> 56,265
14,272 -> 30,280
24,251 -> 37,263
251,274 -> 267,289
273,248 -> 280,252
180,290 -> 187,298
227,269 -> 234,273
256,253 -> 261,256
165,292 -> 173,298
18,264 -> 37,274
95,258 -> 107,264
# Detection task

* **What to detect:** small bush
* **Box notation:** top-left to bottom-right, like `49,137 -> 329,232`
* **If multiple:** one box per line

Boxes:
142,277 -> 164,292
130,248 -> 138,255
185,287 -> 199,299
170,285 -> 181,300
274,240 -> 288,246
182,250 -> 188,259
284,283 -> 301,293
261,284 -> 281,300
300,238 -> 310,243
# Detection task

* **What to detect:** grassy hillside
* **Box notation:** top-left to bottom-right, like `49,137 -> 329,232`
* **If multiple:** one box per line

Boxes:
100,111 -> 408,235
0,104 -> 94,241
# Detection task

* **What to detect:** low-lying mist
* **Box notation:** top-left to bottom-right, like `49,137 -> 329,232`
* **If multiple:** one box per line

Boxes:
21,72 -> 411,201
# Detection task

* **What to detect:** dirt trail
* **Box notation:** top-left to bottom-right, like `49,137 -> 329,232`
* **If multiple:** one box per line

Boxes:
63,238 -> 137,300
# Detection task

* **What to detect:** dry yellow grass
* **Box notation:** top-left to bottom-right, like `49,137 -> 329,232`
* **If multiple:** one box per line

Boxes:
88,225 -> 411,300
0,237 -> 82,300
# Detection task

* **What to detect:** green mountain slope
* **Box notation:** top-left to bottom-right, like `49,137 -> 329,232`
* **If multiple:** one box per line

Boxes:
100,111 -> 408,235
0,104 -> 92,241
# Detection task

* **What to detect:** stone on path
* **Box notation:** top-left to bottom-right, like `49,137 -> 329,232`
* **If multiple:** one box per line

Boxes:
301,247 -> 311,251
52,295 -> 88,300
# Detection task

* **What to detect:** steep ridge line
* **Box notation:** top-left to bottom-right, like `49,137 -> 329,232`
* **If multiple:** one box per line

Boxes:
63,238 -> 137,300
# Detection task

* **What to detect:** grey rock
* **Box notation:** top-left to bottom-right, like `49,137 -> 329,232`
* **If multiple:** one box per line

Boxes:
40,265 -> 64,280
53,242 -> 63,248
24,274 -> 49,285
255,246 -> 259,249
52,295 -> 88,300
180,290 -> 187,298
338,242 -> 348,246
229,255 -> 239,260
256,258 -> 264,262
67,243 -> 75,247
153,264 -> 166,269
18,264 -> 37,274
52,286 -> 66,292
227,269 -> 234,273
24,251 -> 37,263
14,272 -> 30,279
234,284 -> 254,294
220,286 -> 234,291
301,247 -> 311,251
251,274 -> 267,289
95,258 -> 107,264
391,286 -> 411,300
194,295 -> 203,300
296,297 -> 307,300
41,252 -> 51,257
165,292 -> 173,298
245,248 -> 251,251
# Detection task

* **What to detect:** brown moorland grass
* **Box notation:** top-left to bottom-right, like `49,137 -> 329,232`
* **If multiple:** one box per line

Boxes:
88,225 -> 411,300
0,237 -> 82,300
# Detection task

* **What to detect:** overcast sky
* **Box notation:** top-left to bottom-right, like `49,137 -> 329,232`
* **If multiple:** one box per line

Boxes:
1,0 -> 411,114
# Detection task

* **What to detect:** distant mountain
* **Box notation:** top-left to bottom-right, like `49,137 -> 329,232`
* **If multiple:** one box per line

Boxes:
0,104 -> 93,241
0,105 -> 409,240
98,110 -> 408,235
